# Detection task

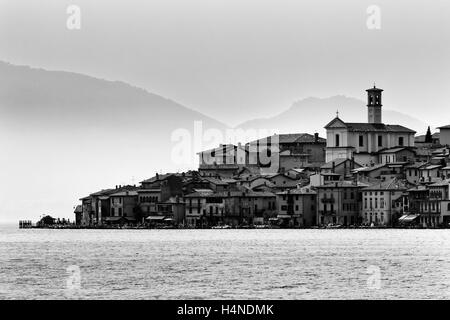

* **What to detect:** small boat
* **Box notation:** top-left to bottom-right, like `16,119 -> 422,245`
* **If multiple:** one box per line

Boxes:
211,225 -> 231,229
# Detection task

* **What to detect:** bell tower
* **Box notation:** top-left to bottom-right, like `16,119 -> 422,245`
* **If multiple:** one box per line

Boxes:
366,85 -> 383,124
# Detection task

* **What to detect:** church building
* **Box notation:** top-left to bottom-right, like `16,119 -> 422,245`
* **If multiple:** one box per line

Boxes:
324,86 -> 416,166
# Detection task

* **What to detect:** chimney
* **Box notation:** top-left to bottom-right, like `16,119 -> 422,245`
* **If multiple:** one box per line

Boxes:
314,132 -> 319,142
156,173 -> 159,179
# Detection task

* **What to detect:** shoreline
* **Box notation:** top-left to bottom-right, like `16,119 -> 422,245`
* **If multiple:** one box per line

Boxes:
18,225 -> 447,230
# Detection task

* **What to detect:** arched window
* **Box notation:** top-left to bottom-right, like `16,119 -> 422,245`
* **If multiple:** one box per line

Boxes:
335,134 -> 340,147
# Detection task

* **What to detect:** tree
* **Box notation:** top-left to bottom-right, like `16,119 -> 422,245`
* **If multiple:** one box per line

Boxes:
425,126 -> 433,143
39,215 -> 55,226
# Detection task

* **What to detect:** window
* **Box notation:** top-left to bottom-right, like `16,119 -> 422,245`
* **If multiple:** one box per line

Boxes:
359,135 -> 364,147
399,137 -> 404,146
378,135 -> 383,147
335,134 -> 340,147
118,208 -> 123,216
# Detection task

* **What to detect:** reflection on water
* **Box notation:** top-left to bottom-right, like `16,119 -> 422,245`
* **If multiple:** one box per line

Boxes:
1,224 -> 450,299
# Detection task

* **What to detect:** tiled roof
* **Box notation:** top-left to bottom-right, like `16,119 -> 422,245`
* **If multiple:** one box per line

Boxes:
352,164 -> 387,172
184,190 -> 275,198
363,178 -> 409,191
405,162 -> 429,169
344,123 -> 416,133
429,179 -> 450,187
321,158 -> 351,169
140,173 -> 175,184
248,133 -> 325,145
276,187 -> 317,195
438,125 -> 450,129
379,147 -> 410,154
316,181 -> 370,188
109,190 -> 138,197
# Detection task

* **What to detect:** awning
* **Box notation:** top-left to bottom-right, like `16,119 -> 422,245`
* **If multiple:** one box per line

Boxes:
146,216 -> 166,221
277,214 -> 292,219
164,218 -> 174,221
104,216 -> 124,222
269,217 -> 279,221
399,214 -> 419,222
104,216 -> 136,222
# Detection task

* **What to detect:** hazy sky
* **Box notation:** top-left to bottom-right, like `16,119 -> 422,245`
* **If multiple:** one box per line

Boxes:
1,0 -> 449,126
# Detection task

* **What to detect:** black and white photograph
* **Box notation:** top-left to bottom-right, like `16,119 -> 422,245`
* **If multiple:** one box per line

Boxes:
1,0 -> 450,310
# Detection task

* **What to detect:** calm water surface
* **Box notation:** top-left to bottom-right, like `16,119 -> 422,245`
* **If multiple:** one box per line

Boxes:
1,224 -> 450,299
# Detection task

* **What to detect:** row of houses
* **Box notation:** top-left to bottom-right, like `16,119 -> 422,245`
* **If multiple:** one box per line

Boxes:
74,150 -> 450,228
74,85 -> 450,228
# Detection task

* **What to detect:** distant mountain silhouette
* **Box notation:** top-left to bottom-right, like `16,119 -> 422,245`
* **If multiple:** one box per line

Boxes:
0,61 -> 226,131
0,61 -> 228,222
235,95 -> 427,136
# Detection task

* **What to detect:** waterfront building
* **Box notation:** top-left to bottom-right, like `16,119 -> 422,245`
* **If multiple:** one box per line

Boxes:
108,190 -> 139,224
407,186 -> 439,227
324,86 -> 416,166
140,173 -> 183,200
361,178 -> 409,226
316,181 -> 367,226
275,186 -> 317,227
183,189 -> 276,227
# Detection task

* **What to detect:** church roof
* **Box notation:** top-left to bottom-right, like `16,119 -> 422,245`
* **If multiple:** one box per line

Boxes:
324,118 -> 415,133
344,123 -> 415,133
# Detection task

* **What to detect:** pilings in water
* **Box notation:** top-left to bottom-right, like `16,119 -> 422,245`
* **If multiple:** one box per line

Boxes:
19,220 -> 33,228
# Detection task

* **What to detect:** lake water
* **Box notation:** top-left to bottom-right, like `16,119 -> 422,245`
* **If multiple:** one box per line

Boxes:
1,224 -> 450,299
